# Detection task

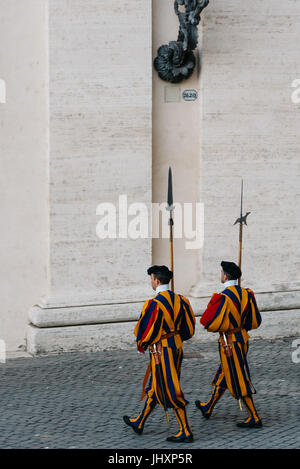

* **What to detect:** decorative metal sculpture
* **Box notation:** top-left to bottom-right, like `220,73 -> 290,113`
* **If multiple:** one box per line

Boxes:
154,0 -> 209,83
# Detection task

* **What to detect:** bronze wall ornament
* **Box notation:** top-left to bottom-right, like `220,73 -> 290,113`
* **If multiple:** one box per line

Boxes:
154,0 -> 209,83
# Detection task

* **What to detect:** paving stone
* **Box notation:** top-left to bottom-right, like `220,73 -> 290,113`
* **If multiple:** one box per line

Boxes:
0,337 -> 299,448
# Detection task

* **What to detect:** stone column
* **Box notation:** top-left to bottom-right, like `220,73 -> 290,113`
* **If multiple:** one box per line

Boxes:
0,0 -> 48,353
152,0 -> 203,296
27,0 -> 153,353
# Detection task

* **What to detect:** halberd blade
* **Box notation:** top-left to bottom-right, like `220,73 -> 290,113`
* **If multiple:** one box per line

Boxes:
167,166 -> 173,208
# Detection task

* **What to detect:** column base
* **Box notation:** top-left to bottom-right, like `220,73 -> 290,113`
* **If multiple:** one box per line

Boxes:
26,295 -> 300,355
189,289 -> 300,313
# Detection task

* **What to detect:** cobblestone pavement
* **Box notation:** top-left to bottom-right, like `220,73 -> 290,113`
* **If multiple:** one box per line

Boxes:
0,336 -> 299,449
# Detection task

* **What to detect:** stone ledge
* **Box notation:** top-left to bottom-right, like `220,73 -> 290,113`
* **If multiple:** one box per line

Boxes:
28,301 -> 145,328
26,309 -> 300,355
28,290 -> 300,328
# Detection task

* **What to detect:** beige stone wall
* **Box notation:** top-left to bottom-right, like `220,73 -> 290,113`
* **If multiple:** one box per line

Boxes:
192,0 -> 300,297
44,0 -> 152,308
153,0 -> 300,298
0,0 -> 48,351
1,0 -> 300,353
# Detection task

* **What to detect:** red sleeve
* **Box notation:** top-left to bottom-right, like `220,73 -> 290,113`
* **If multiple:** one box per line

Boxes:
137,345 -> 145,354
200,293 -> 223,328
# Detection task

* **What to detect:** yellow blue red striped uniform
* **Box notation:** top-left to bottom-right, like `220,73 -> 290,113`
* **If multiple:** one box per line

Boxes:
200,285 -> 261,398
135,290 -> 195,409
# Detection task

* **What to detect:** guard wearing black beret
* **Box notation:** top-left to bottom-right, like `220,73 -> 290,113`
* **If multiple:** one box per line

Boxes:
220,261 -> 241,280
123,265 -> 196,442
195,261 -> 263,428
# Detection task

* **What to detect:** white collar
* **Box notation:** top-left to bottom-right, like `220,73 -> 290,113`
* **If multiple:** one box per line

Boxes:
223,279 -> 238,289
155,284 -> 170,294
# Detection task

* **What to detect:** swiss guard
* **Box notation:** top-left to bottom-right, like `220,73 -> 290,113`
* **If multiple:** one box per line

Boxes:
195,261 -> 263,428
123,265 -> 196,442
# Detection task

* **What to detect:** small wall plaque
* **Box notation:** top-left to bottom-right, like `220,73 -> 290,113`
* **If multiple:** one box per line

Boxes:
182,89 -> 198,101
164,86 -> 181,103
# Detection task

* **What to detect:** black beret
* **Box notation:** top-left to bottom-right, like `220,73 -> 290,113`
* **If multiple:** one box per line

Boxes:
221,261 -> 242,280
147,265 -> 173,281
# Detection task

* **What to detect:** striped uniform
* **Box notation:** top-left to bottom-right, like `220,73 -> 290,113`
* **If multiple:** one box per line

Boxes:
127,290 -> 195,437
135,290 -> 195,408
198,285 -> 262,423
201,285 -> 261,396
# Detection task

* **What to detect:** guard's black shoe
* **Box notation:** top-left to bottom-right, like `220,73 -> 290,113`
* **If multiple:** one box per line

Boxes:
236,419 -> 263,428
195,400 -> 210,419
123,415 -> 143,435
166,434 -> 194,443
